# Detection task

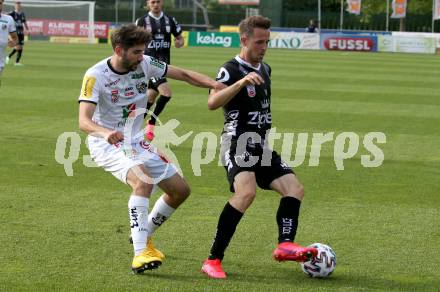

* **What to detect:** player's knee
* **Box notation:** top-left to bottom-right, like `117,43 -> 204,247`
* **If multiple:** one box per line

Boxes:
177,180 -> 191,200
239,190 -> 256,203
160,87 -> 172,97
294,183 -> 304,200
148,94 -> 157,104
132,180 -> 153,196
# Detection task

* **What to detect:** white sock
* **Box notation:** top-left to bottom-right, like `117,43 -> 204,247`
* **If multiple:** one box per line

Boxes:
128,195 -> 149,256
147,195 -> 176,236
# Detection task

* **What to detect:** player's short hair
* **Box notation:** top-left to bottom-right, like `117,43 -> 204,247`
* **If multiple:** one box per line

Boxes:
239,15 -> 271,37
111,24 -> 151,50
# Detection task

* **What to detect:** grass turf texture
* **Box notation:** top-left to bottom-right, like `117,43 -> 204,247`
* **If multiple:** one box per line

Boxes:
0,43 -> 439,291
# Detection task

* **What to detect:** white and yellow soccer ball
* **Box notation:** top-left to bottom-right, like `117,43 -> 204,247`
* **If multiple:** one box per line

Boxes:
301,243 -> 336,278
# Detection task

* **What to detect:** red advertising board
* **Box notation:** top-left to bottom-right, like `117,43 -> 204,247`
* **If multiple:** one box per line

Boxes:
27,19 -> 110,38
321,35 -> 377,52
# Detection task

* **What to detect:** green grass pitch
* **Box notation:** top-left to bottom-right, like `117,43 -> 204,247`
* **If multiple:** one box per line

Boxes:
1,42 -> 439,291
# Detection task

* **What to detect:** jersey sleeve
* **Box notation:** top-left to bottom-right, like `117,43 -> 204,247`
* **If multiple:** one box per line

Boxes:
8,16 -> 16,33
144,55 -> 168,79
22,12 -> 26,23
135,17 -> 144,27
215,63 -> 237,87
78,69 -> 101,104
171,17 -> 182,37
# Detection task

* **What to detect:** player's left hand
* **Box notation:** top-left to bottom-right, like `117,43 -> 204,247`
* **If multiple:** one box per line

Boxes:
174,37 -> 184,48
241,72 -> 264,87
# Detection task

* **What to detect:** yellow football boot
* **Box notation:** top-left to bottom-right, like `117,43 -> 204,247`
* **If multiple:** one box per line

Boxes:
147,238 -> 165,260
131,239 -> 164,274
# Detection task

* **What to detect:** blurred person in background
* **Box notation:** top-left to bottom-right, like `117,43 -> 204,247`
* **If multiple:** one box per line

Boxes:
136,0 -> 184,141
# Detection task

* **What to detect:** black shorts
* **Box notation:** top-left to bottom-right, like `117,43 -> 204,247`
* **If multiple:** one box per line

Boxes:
148,77 -> 168,92
17,34 -> 24,46
222,139 -> 294,193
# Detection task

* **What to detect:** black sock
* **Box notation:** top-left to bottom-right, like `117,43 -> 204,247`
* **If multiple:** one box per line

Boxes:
144,101 -> 154,118
16,49 -> 23,63
9,49 -> 16,58
149,95 -> 171,125
208,202 -> 243,260
276,196 -> 301,243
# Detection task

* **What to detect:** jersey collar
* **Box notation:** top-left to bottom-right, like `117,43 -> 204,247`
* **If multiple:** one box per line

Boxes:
107,58 -> 129,75
148,11 -> 163,20
235,55 -> 261,71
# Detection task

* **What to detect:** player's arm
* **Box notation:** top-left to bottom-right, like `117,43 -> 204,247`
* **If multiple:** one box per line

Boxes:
207,71 -> 264,110
166,65 -> 225,90
171,17 -> 184,48
8,31 -> 18,47
24,19 -> 29,33
78,102 -> 123,144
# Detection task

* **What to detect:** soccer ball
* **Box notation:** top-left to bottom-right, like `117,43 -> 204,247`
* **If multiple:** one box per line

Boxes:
300,243 -> 336,278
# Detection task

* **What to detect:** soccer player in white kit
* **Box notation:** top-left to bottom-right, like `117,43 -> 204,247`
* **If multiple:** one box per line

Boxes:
78,24 -> 224,273
0,0 -> 18,82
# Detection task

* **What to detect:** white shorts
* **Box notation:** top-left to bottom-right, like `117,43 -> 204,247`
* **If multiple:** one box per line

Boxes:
87,137 -> 178,185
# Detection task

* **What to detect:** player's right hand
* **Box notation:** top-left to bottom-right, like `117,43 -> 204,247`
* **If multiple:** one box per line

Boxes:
241,72 -> 264,87
106,131 -> 124,144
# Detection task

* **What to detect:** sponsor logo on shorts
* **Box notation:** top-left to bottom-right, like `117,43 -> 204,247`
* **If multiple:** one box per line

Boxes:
139,140 -> 152,152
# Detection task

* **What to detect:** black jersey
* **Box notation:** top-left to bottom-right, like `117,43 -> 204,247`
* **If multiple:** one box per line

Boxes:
216,56 -> 272,139
8,11 -> 26,35
135,12 -> 182,64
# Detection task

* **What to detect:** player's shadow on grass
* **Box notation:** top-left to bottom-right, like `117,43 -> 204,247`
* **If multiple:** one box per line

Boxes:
136,271 -> 196,283
227,270 -> 439,290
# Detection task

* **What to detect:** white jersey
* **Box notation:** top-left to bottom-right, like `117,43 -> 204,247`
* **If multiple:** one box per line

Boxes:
0,13 -> 15,48
78,55 -> 167,142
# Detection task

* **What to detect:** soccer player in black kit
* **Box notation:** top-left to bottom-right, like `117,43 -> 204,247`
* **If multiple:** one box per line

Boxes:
201,16 -> 318,279
135,0 -> 184,141
7,1 -> 28,66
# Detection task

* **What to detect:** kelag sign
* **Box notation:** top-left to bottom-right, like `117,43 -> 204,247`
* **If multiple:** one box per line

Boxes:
320,34 -> 377,52
188,31 -> 240,48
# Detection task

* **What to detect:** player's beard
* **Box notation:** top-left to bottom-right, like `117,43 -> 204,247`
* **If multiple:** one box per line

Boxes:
122,54 -> 141,71
252,53 -> 264,64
